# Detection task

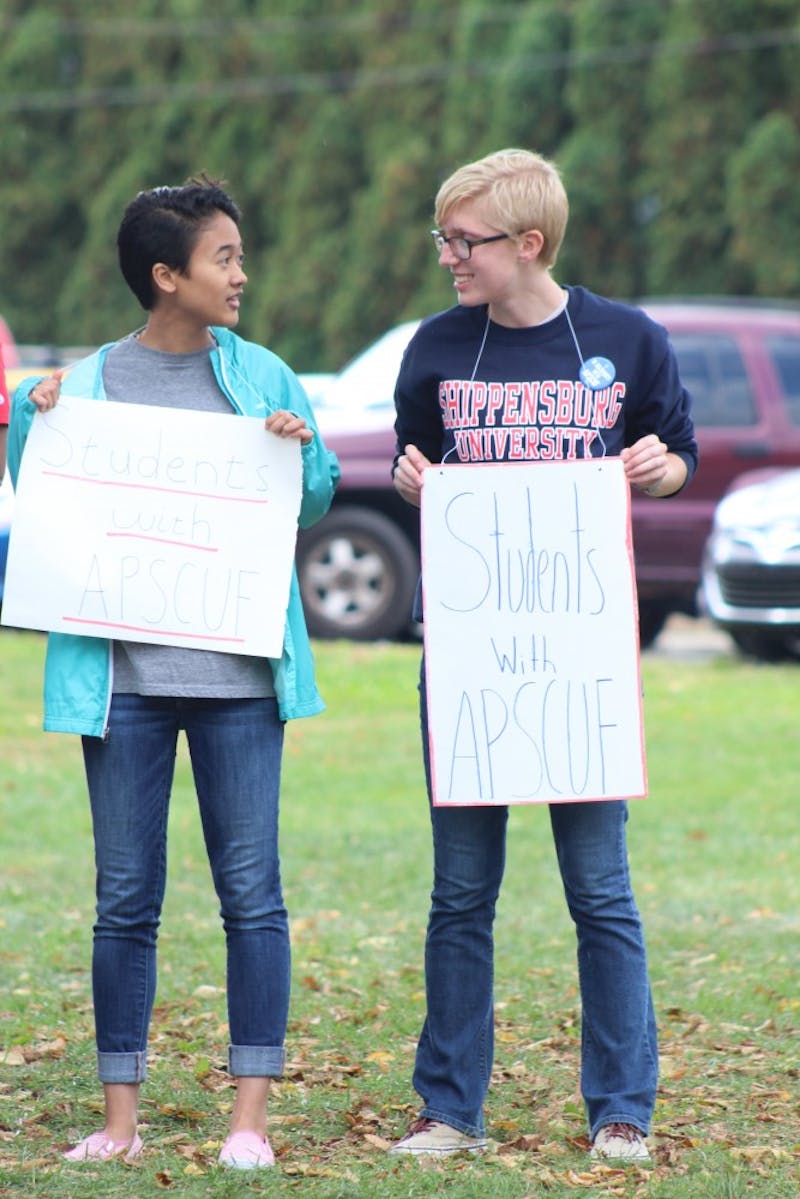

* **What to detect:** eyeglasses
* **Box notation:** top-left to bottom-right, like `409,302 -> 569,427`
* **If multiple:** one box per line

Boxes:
430,229 -> 510,260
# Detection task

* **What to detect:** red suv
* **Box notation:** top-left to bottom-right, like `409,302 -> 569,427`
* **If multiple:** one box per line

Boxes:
295,300 -> 800,643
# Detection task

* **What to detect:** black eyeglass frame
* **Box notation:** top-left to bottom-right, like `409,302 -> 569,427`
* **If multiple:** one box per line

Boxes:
430,229 -> 510,260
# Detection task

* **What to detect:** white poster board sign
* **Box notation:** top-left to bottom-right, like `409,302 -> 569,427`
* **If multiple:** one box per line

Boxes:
421,459 -> 646,806
2,398 -> 301,658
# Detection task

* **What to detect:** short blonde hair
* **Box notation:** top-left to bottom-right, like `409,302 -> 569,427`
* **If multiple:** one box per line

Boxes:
434,148 -> 568,268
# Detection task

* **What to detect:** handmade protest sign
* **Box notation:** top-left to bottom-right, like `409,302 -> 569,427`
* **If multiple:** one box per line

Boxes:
2,397 -> 301,658
421,458 -> 646,806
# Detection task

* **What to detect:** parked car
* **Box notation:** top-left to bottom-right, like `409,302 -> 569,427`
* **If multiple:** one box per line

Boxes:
298,300 -> 800,643
701,466 -> 800,660
298,371 -> 336,409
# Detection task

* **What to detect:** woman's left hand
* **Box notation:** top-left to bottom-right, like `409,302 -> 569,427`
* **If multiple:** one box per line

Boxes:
265,409 -> 313,444
620,433 -> 682,497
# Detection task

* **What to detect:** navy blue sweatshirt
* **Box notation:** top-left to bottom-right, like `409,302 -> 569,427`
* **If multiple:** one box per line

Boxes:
393,286 -> 698,481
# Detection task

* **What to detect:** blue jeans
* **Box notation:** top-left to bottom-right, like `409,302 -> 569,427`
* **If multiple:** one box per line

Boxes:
82,694 -> 288,1085
413,667 -> 658,1139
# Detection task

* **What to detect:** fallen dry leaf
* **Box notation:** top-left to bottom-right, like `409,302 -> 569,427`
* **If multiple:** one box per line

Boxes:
496,1134 -> 544,1155
730,1145 -> 790,1162
0,1036 -> 66,1066
365,1050 -> 394,1067
0,1049 -> 26,1067
362,1133 -> 392,1150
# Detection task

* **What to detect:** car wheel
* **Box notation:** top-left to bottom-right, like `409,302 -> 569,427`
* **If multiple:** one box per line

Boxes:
637,598 -> 670,650
296,506 -> 419,640
729,629 -> 798,662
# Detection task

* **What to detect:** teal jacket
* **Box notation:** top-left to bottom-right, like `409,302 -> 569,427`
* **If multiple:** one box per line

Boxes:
8,327 -> 340,735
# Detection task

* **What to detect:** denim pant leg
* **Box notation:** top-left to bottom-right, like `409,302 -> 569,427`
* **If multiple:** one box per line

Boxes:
549,801 -> 658,1138
185,698 -> 288,1078
82,695 -> 178,1084
413,661 -> 508,1137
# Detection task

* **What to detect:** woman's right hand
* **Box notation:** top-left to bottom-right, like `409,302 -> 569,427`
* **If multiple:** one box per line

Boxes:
29,369 -> 65,412
393,443 -> 432,509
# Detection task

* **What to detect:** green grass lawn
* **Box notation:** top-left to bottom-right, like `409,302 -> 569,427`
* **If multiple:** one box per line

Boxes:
1,629 -> 799,1198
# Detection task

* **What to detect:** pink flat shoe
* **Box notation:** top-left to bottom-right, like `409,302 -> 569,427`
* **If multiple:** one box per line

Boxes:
64,1130 -> 143,1162
218,1129 -> 275,1169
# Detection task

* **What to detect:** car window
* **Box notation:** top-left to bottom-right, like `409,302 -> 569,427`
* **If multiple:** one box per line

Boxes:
670,333 -> 757,428
766,334 -> 800,425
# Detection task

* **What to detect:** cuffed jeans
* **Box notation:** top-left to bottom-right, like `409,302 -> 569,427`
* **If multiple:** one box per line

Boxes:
413,666 -> 658,1139
82,694 -> 288,1085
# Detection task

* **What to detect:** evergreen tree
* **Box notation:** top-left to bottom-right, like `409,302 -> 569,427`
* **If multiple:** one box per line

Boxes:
0,4 -> 92,344
439,0 -> 518,168
314,1 -> 458,363
727,112 -> 800,297
483,1 -> 571,159
641,0 -> 792,296
250,97 -> 369,368
556,0 -> 665,298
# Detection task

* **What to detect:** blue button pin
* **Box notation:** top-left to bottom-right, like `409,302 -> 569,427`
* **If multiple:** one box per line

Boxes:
579,356 -> 616,390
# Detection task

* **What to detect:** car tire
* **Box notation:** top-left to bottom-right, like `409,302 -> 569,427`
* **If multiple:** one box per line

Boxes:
729,628 -> 799,662
637,598 -> 670,650
296,506 -> 419,641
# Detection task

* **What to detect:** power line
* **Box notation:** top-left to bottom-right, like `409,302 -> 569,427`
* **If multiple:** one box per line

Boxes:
0,25 -> 797,114
0,3 -> 686,40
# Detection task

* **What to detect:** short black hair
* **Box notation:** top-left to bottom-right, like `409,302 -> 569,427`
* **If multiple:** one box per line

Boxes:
117,174 -> 241,310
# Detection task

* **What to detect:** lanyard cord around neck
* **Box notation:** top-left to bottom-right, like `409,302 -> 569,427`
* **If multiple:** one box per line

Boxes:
441,311 -> 492,463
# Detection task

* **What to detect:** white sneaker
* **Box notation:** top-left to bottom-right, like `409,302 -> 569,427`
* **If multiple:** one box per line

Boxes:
388,1117 -> 487,1156
590,1122 -> 651,1162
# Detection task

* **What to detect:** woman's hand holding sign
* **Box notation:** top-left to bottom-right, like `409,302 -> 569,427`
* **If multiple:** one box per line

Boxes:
29,370 -> 66,413
394,443 -> 432,508
265,410 -> 313,444
620,433 -> 687,498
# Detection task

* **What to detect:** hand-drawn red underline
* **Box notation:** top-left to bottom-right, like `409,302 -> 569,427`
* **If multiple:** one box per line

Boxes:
42,469 -> 269,504
105,532 -> 219,552
61,615 -> 246,644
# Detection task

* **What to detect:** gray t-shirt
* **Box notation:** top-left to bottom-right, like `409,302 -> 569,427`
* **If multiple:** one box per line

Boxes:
103,335 -> 275,698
